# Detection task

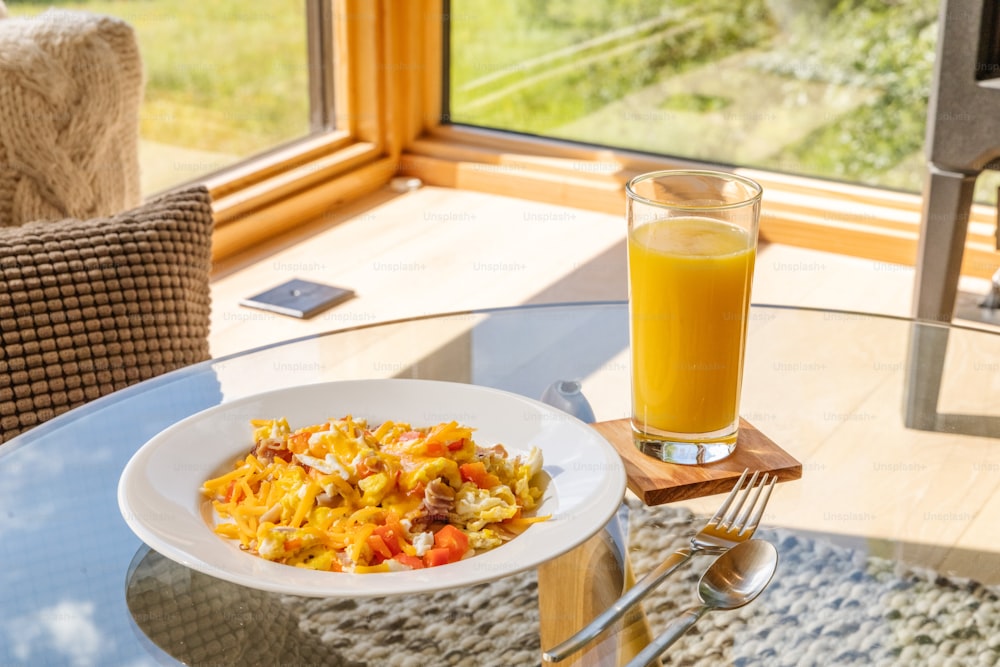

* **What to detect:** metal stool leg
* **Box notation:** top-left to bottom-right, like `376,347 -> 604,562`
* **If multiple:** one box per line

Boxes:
912,164 -> 978,323
903,321 -> 949,431
906,165 -> 978,431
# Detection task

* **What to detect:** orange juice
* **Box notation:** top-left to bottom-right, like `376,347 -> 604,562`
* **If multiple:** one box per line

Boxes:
628,216 -> 755,437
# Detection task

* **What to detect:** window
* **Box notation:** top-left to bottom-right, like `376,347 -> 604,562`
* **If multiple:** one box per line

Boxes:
399,0 -> 1000,281
6,0 -> 400,263
448,0 -> 940,196
9,1 -> 997,279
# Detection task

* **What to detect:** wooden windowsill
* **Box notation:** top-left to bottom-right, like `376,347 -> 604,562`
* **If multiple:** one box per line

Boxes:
399,126 -> 1000,280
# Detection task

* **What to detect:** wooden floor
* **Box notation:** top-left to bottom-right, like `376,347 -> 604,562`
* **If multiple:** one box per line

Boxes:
209,184 -> 1000,580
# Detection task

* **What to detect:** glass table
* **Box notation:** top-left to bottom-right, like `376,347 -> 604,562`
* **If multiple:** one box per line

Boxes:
3,302 -> 1000,666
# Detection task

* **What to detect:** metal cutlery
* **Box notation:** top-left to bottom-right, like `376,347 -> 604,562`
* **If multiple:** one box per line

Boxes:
624,538 -> 779,667
543,469 -> 777,663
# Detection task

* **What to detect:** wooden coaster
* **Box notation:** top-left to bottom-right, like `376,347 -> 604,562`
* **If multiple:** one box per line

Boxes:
591,418 -> 802,506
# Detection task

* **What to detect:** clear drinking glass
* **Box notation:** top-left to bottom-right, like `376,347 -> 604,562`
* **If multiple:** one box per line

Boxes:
627,170 -> 762,465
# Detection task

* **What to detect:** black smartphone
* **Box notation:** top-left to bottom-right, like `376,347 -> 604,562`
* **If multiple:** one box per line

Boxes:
239,279 -> 355,319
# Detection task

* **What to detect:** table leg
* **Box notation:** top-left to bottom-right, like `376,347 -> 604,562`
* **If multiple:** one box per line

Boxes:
538,524 -> 658,666
617,555 -> 660,667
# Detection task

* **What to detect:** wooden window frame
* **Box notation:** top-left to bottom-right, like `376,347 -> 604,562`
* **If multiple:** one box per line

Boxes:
207,0 -> 1000,280
206,0 -> 411,262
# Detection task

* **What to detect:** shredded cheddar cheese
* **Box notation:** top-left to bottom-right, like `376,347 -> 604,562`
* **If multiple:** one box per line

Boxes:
201,415 -> 547,573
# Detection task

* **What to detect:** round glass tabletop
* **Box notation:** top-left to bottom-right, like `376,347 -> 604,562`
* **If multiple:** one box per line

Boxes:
3,302 -> 1000,666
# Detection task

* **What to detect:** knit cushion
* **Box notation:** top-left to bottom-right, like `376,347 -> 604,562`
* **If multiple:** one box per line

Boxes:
0,187 -> 214,443
0,8 -> 143,227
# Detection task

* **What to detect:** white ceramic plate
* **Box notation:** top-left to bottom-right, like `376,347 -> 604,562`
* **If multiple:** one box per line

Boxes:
118,379 -> 626,597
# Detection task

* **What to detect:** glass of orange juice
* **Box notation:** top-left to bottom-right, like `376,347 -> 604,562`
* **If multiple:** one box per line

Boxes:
627,170 -> 762,465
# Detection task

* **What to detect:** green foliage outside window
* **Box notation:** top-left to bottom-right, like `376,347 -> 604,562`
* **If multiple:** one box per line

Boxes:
7,0 -> 965,198
8,0 -> 308,158
451,0 -> 942,195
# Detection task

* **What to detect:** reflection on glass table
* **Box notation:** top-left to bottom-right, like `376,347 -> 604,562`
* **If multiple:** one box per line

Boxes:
3,302 -> 1000,666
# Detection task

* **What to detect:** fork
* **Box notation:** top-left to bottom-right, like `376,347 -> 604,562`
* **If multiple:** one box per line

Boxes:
542,469 -> 777,663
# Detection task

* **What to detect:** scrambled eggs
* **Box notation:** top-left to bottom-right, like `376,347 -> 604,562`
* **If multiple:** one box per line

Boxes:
201,416 -> 546,573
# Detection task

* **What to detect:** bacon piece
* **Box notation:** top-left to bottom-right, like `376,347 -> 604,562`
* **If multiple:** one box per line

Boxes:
252,437 -> 285,463
421,479 -> 455,522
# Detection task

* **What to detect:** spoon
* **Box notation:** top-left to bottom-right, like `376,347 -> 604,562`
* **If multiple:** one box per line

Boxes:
625,539 -> 779,667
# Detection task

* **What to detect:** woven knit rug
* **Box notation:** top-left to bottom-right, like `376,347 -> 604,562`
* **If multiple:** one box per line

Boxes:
126,500 -> 1000,666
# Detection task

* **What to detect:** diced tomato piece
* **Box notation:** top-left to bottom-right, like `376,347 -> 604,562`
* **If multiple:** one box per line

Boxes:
424,441 -> 446,456
434,525 -> 469,563
393,553 -> 424,569
459,461 -> 481,482
373,525 -> 402,556
447,438 -> 466,451
385,511 -> 406,534
459,461 -> 501,489
423,547 -> 451,568
367,534 -> 394,561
